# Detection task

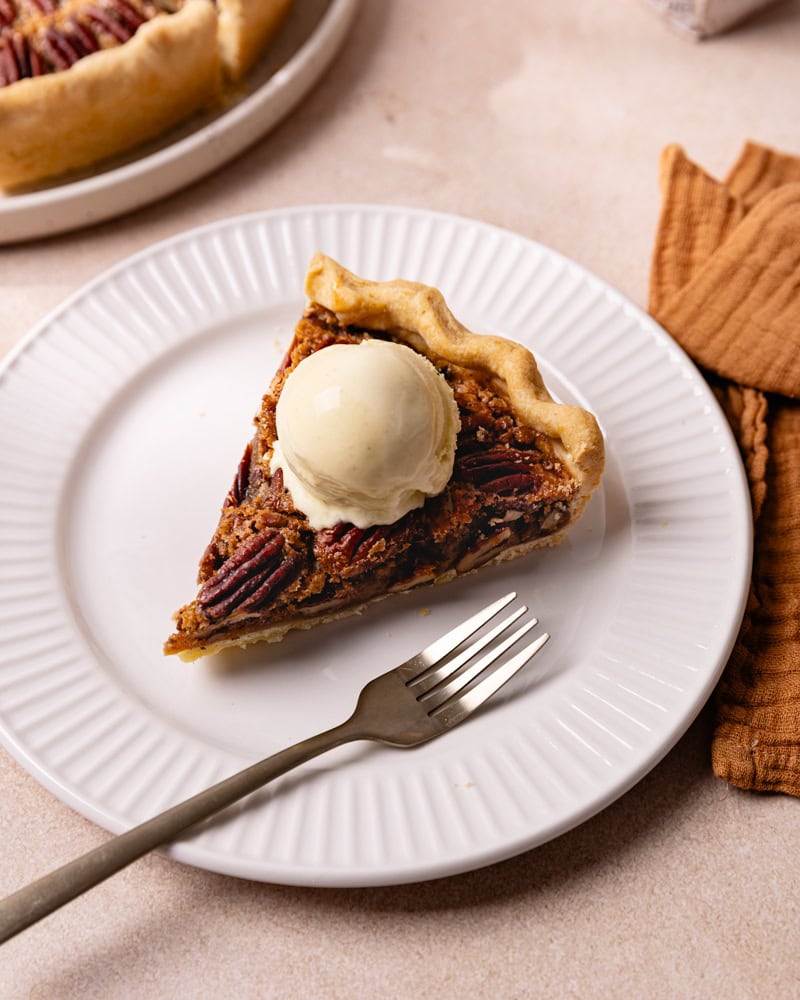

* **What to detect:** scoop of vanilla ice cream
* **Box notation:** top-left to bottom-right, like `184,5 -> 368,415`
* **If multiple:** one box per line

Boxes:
270,339 -> 460,529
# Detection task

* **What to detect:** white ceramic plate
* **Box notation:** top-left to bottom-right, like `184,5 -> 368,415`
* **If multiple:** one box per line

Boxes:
0,205 -> 752,886
0,0 -> 358,245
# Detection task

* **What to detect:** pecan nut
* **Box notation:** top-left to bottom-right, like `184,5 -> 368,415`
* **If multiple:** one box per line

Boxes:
459,448 -> 539,494
64,18 -> 102,57
0,35 -> 21,85
224,441 -> 253,508
0,0 -> 17,30
0,0 -> 166,89
85,2 -> 139,43
315,523 -> 389,577
40,27 -> 83,70
0,30 -> 45,84
25,0 -> 57,13
198,529 -> 300,620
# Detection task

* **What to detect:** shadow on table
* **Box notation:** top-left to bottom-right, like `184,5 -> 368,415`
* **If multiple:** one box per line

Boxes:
298,699 -> 722,913
19,702 -> 725,998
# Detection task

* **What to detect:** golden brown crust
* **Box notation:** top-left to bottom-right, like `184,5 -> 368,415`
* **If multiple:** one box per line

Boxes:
0,1 -> 221,190
305,253 -> 605,516
216,0 -> 293,81
0,0 -> 295,190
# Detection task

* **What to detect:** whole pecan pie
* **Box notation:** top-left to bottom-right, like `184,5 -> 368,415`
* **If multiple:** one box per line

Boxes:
0,0 -> 292,189
164,254 -> 605,660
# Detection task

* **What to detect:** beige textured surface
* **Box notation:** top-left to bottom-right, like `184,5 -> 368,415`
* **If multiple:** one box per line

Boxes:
2,1 -> 799,996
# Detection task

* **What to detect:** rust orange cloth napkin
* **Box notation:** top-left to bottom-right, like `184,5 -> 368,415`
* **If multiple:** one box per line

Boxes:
649,141 -> 800,794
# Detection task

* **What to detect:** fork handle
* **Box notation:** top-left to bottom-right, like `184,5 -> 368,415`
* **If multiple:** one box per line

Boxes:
0,716 -> 365,944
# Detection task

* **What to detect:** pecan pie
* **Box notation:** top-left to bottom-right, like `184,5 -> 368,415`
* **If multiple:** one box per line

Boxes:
0,0 -> 292,189
165,254 -> 605,660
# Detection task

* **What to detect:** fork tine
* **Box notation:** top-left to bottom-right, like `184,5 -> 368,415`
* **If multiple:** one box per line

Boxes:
432,631 -> 551,729
420,616 -> 540,710
395,591 -> 517,683
410,605 -> 529,696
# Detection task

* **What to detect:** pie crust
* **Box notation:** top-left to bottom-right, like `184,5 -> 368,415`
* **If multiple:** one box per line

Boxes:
0,0 -> 293,190
217,0 -> 293,81
165,254 -> 605,660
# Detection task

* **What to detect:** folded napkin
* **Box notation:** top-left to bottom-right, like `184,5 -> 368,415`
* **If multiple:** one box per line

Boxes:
649,141 -> 800,795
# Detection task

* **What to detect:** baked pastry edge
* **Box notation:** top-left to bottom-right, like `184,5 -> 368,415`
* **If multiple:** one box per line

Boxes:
0,1 -> 221,190
305,253 -> 605,515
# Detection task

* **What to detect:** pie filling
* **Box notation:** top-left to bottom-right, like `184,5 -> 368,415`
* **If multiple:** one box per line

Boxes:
164,305 -> 580,656
0,0 -> 180,85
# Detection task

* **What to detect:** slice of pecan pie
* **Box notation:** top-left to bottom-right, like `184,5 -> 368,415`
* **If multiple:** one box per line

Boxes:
165,254 -> 605,660
0,0 -> 292,189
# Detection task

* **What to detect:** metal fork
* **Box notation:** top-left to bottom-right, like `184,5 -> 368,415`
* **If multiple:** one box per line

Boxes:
0,591 -> 548,943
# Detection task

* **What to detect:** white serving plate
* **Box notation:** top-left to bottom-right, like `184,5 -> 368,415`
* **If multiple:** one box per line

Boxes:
0,204 -> 752,886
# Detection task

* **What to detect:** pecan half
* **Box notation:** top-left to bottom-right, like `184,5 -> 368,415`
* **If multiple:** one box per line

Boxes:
0,0 -> 17,30
107,0 -> 145,31
458,448 -> 540,494
24,0 -> 57,14
198,529 -> 300,620
66,18 -> 102,57
316,523 -> 387,559
224,442 -> 253,508
40,27 -> 83,70
0,35 -> 20,85
85,2 -> 137,42
2,29 -> 44,81
315,523 -> 390,577
13,30 -> 43,78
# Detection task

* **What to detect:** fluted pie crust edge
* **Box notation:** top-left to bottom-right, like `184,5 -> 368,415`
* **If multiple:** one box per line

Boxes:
306,254 -> 606,517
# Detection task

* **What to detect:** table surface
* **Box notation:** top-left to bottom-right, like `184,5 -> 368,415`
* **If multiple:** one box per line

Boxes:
2,1 -> 799,997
